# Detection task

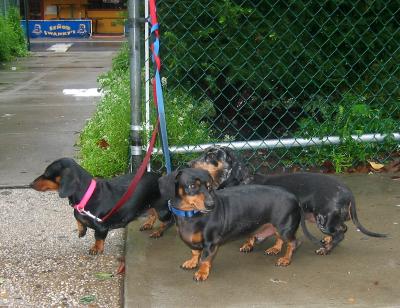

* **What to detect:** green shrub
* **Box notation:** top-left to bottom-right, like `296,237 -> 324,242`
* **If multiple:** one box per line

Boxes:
0,7 -> 27,62
289,93 -> 399,171
79,44 -> 216,177
146,87 -> 216,168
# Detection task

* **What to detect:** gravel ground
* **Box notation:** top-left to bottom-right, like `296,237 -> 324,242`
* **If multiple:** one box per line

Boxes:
0,189 -> 125,307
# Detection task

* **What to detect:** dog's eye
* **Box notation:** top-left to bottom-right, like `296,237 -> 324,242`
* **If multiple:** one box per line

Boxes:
188,184 -> 196,190
206,153 -> 215,160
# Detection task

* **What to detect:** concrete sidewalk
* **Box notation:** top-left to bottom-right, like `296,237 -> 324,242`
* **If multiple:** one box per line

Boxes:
0,42 -> 125,307
124,173 -> 400,307
0,45 -> 117,187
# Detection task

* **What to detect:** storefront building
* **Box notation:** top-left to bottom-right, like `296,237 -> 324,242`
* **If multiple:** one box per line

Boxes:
23,0 -> 126,36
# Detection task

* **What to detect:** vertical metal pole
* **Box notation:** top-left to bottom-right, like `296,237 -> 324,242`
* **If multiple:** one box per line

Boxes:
128,0 -> 142,172
22,0 -> 30,51
144,0 -> 151,172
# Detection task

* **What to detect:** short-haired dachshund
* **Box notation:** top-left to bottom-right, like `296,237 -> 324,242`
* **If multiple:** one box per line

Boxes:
30,158 -> 171,255
189,146 -> 387,255
158,168 -> 301,281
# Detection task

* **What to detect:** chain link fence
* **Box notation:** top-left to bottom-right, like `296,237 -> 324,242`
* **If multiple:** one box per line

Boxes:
145,1 -> 400,173
0,0 -> 18,16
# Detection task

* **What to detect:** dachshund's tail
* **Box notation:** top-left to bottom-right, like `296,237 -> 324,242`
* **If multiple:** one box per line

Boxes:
349,196 -> 387,238
300,209 -> 321,246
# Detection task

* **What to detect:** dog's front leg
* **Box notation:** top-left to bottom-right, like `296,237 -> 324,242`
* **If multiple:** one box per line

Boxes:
194,243 -> 219,281
76,219 -> 87,238
181,250 -> 201,270
89,229 -> 109,255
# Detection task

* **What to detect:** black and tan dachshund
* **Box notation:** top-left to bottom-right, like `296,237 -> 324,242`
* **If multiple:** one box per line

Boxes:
189,146 -> 387,255
30,158 -> 171,255
159,168 -> 301,281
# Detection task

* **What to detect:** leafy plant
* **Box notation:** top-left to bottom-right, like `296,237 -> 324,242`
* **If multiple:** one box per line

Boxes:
0,7 -> 27,62
146,86 -> 217,168
291,93 -> 399,170
79,294 -> 96,305
79,44 -> 216,177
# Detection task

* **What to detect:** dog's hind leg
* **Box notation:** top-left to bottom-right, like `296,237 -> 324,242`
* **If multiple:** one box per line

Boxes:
239,223 -> 276,253
149,219 -> 173,238
265,232 -> 284,255
275,237 -> 299,266
239,236 -> 256,253
140,208 -> 158,231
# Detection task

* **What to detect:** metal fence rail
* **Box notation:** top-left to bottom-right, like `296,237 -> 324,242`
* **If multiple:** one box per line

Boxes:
145,0 -> 400,172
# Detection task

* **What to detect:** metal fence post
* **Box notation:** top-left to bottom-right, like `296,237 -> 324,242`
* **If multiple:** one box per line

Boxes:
128,0 -> 142,172
22,0 -> 30,51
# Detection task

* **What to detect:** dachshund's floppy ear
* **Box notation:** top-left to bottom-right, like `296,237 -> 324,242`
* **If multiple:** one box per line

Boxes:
224,147 -> 250,186
207,173 -> 218,190
58,167 -> 79,198
158,170 -> 180,200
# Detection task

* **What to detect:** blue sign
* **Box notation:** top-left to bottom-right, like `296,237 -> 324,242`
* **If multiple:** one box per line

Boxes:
21,20 -> 92,38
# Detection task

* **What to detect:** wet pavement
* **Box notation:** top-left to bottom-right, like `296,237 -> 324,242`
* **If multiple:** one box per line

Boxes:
0,38 -> 123,187
29,37 -> 124,52
0,38 -> 125,307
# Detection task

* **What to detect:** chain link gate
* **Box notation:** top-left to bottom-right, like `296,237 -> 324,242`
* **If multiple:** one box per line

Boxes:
144,1 -> 400,173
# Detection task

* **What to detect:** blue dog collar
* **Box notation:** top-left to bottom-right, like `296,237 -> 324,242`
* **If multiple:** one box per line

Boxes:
168,202 -> 200,218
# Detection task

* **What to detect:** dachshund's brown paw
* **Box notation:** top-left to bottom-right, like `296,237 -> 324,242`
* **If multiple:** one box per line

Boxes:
89,240 -> 104,255
193,270 -> 209,281
139,222 -> 154,231
149,230 -> 163,238
89,246 -> 103,255
265,246 -> 281,255
275,257 -> 291,267
239,242 -> 254,253
315,247 -> 330,255
181,259 -> 198,270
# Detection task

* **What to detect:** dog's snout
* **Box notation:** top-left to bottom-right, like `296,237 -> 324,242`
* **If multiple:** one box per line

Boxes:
204,192 -> 215,209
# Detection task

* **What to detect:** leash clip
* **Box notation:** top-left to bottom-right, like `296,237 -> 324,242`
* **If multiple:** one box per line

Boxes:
80,209 -> 103,223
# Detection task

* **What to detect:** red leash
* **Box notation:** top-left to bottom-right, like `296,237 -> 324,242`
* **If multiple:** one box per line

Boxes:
101,0 -> 168,222
100,119 -> 159,222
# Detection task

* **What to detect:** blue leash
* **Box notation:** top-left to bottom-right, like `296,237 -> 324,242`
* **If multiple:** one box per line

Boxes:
149,14 -> 172,174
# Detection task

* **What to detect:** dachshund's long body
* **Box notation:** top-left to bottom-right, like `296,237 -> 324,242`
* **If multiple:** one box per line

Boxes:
189,146 -> 387,255
31,158 -> 170,254
159,168 -> 301,281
